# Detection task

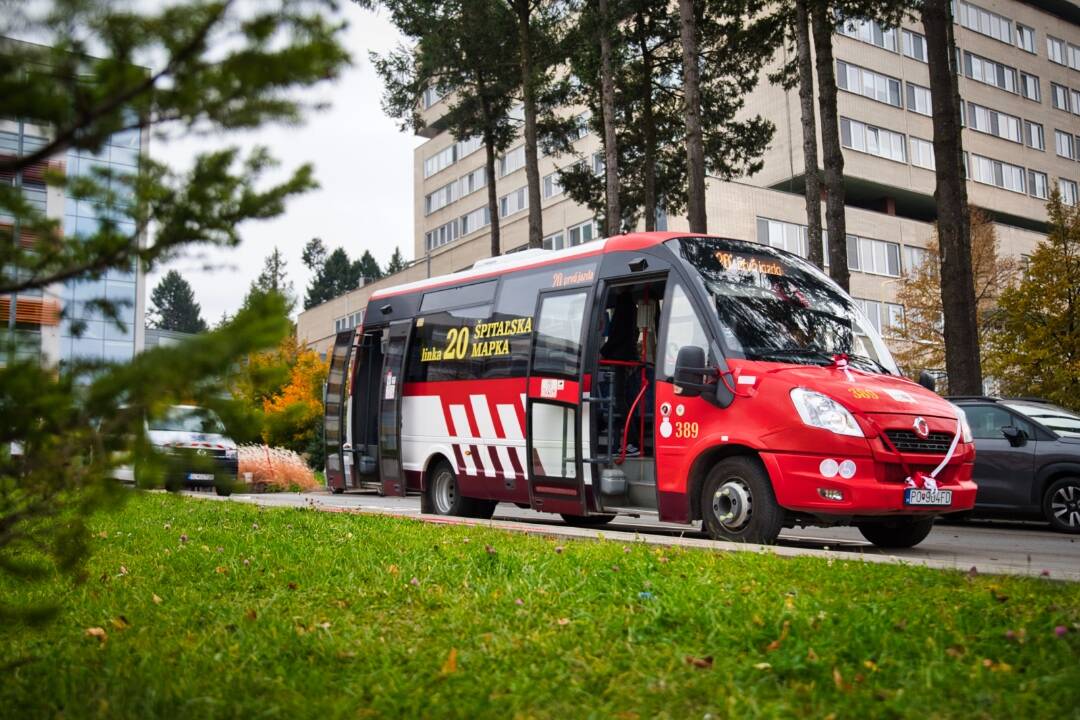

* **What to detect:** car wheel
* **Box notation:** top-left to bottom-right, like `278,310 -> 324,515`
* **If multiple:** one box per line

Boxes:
426,461 -> 493,518
700,456 -> 784,545
560,513 -> 616,527
1043,478 -> 1080,534
857,517 -> 935,548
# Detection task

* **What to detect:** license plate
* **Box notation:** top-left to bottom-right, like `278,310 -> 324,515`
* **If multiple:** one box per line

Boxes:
904,488 -> 952,506
188,473 -> 214,481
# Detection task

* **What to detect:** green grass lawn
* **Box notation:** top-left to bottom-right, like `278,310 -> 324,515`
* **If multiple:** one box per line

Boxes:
2,494 -> 1078,719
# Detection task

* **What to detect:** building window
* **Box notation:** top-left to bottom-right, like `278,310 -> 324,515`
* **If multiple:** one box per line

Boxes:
836,17 -> 898,52
903,245 -> 930,273
909,137 -> 936,170
543,170 -> 563,199
459,166 -> 486,197
856,298 -> 904,335
459,205 -> 491,236
423,145 -> 456,178
571,111 -> 591,141
334,310 -> 364,333
424,180 -> 459,215
1015,23 -> 1036,53
905,83 -> 933,115
422,86 -> 444,109
1047,35 -> 1066,65
1072,89 -> 1080,115
902,29 -> 927,62
1060,179 -> 1078,206
957,1 -> 1013,44
969,153 -> 1026,194
1050,83 -> 1069,110
1024,120 -> 1045,150
543,231 -> 565,250
425,219 -> 459,251
756,217 -> 811,258
499,145 -> 526,176
1055,130 -> 1076,160
567,220 -> 596,246
962,51 -> 1017,94
837,60 -> 901,107
1028,170 -> 1049,200
966,102 -> 1021,143
1070,43 -> 1080,71
1019,72 -> 1040,102
498,186 -> 527,217
456,135 -> 483,159
840,117 -> 906,163
847,235 -> 901,277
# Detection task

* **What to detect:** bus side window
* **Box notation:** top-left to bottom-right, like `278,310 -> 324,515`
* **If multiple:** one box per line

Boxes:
660,284 -> 709,381
532,291 -> 588,378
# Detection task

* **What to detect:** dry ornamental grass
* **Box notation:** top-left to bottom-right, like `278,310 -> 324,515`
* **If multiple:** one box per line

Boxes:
237,445 -> 319,493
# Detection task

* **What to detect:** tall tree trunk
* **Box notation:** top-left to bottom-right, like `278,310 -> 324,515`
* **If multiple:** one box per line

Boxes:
923,0 -> 981,393
599,0 -> 621,236
794,0 -> 823,269
482,124 -> 501,257
678,0 -> 707,233
810,2 -> 848,290
636,9 -> 657,232
515,0 -> 543,248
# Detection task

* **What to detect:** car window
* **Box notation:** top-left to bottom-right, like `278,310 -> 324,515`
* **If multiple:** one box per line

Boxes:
963,404 -> 1020,439
1004,403 -> 1080,439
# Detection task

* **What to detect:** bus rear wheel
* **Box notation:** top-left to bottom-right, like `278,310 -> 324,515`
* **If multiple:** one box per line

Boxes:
426,461 -> 496,519
701,457 -> 784,545
856,517 -> 935,548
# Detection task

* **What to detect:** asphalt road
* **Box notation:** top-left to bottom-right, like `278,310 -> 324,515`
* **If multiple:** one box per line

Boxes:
198,489 -> 1080,581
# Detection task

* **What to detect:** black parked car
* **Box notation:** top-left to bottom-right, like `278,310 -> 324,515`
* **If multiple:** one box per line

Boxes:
949,397 -> 1080,533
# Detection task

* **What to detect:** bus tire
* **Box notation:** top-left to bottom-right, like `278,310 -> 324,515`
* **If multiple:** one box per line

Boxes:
701,457 -> 784,545
560,513 -> 616,527
856,517 -> 935,548
426,461 -> 492,518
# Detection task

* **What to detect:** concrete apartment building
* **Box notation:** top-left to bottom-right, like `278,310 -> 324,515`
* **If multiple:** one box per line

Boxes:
297,0 -> 1080,358
2,39 -> 148,368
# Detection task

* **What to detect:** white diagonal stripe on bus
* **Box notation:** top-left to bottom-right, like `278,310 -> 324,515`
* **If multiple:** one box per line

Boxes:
449,404 -> 479,476
497,403 -> 527,478
471,395 -> 506,479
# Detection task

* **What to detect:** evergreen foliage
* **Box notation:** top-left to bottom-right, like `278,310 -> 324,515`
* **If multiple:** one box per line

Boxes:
148,270 -> 208,333
385,246 -> 408,274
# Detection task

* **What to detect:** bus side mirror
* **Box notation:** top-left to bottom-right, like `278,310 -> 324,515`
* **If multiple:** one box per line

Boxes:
918,370 -> 937,393
674,346 -> 710,398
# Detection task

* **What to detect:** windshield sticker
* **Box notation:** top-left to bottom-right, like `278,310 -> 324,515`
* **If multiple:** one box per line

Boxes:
715,251 -> 785,277
884,389 -> 917,404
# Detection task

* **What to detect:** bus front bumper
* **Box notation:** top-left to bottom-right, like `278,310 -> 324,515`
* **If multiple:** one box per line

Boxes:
761,451 -> 977,517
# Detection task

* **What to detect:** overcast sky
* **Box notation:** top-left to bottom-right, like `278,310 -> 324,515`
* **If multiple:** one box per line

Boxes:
149,4 -> 421,323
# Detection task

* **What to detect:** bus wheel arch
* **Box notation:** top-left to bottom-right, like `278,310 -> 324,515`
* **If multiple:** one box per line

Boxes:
422,456 -> 495,520
420,453 -> 453,514
688,444 -> 763,522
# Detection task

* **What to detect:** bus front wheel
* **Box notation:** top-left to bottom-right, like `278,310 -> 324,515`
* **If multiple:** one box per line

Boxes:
426,461 -> 496,519
701,457 -> 784,545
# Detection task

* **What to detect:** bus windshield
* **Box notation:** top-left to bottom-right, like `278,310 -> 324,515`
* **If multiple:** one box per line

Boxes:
670,236 -> 899,374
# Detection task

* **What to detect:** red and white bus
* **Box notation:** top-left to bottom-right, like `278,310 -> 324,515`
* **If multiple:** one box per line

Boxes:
324,232 -> 976,547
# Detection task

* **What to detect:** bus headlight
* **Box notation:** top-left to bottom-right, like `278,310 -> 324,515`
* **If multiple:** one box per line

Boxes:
790,388 -> 864,437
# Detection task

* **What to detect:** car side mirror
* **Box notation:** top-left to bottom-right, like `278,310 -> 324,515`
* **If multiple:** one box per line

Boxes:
1002,426 -> 1028,447
918,370 -> 937,393
674,346 -> 710,398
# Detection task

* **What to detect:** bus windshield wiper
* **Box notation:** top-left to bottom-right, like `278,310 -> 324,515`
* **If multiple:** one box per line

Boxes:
742,346 -> 834,364
844,352 -> 890,374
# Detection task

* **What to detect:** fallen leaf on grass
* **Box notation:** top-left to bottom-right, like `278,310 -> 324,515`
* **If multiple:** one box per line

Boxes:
684,655 -> 713,669
244,609 -> 257,621
110,616 -> 130,630
753,662 -> 772,671
440,647 -> 458,676
387,564 -> 399,575
85,627 -> 107,643
807,647 -> 819,662
97,531 -> 108,539
152,593 -> 163,605
556,618 -> 570,626
766,620 -> 791,652
287,582 -> 298,590
118,566 -> 128,576
485,544 -> 496,555
946,645 -> 965,658
215,566 -> 227,574
832,667 -> 850,692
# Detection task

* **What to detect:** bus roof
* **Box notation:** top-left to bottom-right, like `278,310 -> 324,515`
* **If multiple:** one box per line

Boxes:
369,231 -> 691,301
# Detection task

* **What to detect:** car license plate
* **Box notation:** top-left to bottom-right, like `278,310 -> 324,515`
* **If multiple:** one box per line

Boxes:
904,488 -> 952,506
188,473 -> 214,481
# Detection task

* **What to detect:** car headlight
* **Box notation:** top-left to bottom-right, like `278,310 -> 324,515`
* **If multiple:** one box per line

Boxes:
957,409 -> 973,444
224,448 -> 238,460
790,388 -> 864,437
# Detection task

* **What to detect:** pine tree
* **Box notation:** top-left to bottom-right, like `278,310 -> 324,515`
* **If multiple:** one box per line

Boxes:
385,246 -> 408,274
304,246 -> 361,309
243,247 -> 296,315
148,270 -> 208,333
353,250 -> 383,285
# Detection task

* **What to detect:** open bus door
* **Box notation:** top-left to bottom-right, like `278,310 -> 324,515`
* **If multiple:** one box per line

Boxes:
377,319 -> 413,496
525,288 -> 590,515
324,329 -> 356,493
